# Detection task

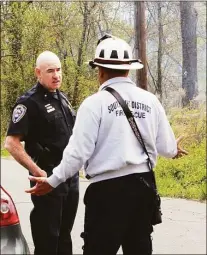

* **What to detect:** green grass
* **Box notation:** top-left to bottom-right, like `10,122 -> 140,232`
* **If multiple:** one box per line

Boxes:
156,104 -> 206,202
155,138 -> 206,201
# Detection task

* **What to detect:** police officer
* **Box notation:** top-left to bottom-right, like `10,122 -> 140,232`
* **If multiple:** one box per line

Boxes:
26,37 -> 188,254
5,51 -> 79,255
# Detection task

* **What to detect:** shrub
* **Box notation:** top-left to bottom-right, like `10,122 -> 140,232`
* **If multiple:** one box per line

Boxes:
168,103 -> 206,146
155,104 -> 206,201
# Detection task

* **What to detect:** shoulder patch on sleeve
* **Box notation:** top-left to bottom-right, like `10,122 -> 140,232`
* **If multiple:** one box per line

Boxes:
12,104 -> 27,123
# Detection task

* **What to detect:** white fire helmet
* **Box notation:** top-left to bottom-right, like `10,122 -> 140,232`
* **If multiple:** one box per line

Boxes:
88,34 -> 143,70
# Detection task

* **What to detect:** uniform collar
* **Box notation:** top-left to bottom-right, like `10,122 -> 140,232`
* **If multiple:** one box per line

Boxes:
36,82 -> 59,100
36,82 -> 49,94
99,77 -> 135,91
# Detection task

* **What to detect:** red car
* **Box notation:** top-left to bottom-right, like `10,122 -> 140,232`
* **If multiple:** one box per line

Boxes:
0,185 -> 30,254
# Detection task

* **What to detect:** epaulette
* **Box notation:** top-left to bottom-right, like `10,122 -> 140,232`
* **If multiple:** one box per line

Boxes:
16,85 -> 37,104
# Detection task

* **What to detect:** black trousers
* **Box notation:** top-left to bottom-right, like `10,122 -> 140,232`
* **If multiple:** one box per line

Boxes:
82,172 -> 154,255
30,172 -> 79,255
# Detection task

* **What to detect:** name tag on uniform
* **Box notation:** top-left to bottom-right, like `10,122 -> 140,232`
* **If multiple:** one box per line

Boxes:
47,108 -> 55,113
45,104 -> 55,113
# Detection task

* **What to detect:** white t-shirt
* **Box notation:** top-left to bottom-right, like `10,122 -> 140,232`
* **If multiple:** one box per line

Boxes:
48,77 -> 177,187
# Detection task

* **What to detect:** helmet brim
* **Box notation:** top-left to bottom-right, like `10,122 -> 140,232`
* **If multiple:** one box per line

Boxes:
86,60 -> 143,70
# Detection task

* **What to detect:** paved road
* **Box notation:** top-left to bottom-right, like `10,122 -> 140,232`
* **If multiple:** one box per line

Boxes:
1,158 -> 206,254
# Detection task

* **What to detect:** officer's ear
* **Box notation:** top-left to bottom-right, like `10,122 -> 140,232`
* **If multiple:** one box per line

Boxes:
35,67 -> 41,79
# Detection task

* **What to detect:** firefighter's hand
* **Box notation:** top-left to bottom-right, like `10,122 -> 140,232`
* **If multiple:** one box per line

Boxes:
25,176 -> 53,195
173,135 -> 188,159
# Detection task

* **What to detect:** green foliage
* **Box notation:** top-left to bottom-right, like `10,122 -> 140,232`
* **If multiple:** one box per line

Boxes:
1,1 -> 133,133
155,106 -> 206,201
168,103 -> 206,146
1,136 -> 9,158
1,148 -> 10,158
155,140 -> 206,201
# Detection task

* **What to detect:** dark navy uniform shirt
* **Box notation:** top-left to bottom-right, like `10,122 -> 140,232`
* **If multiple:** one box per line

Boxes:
7,82 -> 76,173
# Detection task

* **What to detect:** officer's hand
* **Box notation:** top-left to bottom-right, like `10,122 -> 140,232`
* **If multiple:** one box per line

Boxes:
32,169 -> 47,177
173,135 -> 188,159
38,169 -> 47,177
25,176 -> 53,196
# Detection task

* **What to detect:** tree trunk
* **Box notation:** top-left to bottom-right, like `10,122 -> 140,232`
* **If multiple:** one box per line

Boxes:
157,2 -> 163,102
134,1 -> 148,90
180,1 -> 198,106
72,2 -> 89,106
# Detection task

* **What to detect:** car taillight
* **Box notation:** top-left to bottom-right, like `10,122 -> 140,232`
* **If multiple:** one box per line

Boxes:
0,186 -> 19,227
